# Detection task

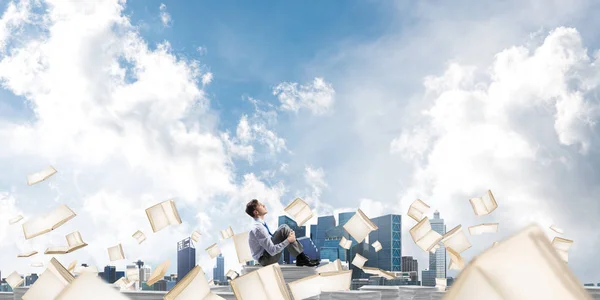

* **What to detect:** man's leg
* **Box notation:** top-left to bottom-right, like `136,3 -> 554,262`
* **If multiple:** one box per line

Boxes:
258,250 -> 282,267
271,224 -> 303,258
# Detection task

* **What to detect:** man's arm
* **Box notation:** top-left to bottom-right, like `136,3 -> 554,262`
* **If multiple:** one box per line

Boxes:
254,227 -> 290,256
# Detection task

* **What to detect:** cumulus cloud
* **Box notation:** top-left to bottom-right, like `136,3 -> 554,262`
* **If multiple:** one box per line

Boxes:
393,27 -> 600,280
159,3 -> 171,27
273,77 -> 335,115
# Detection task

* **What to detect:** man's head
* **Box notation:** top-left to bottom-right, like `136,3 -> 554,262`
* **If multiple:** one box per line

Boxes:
245,199 -> 267,218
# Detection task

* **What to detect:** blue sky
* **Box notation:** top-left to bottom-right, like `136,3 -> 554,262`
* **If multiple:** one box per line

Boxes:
1,0 -> 600,288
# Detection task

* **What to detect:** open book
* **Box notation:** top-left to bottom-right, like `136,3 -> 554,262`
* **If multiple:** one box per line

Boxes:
469,223 -> 499,235
220,226 -> 234,239
372,240 -> 382,252
339,236 -> 352,249
408,199 -> 430,222
226,270 -> 239,280
552,237 -> 573,263
45,231 -> 88,254
442,225 -> 472,253
444,224 -> 592,300
55,271 -> 129,300
233,232 -> 253,264
447,247 -> 466,270
469,189 -> 498,216
191,230 -> 201,243
409,217 -> 443,252
164,265 -> 224,300
9,214 -> 23,224
342,209 -> 378,243
435,278 -> 447,292
288,270 -> 352,300
27,166 -> 57,186
22,204 -> 76,239
6,271 -> 24,289
23,257 -> 75,300
284,197 -> 314,227
230,263 -> 292,300
17,251 -> 38,257
132,230 -> 146,244
362,267 -> 396,280
147,260 -> 170,286
108,244 -> 125,261
145,199 -> 182,233
351,253 -> 368,269
206,243 -> 221,259
316,259 -> 343,273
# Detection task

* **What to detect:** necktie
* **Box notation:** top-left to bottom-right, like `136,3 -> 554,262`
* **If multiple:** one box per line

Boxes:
263,223 -> 273,236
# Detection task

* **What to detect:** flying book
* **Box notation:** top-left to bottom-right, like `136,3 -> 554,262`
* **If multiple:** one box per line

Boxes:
206,243 -> 221,259
145,199 -> 182,233
6,271 -> 24,289
362,267 -> 396,280
226,270 -> 239,280
435,278 -> 447,292
45,231 -> 88,254
22,204 -> 76,239
469,223 -> 499,236
74,265 -> 98,275
372,240 -> 382,252
147,260 -> 170,286
448,247 -> 465,271
126,268 -> 139,282
339,236 -> 352,250
407,199 -> 430,222
22,257 -> 75,300
233,232 -> 253,264
230,263 -> 292,300
27,166 -> 57,186
444,224 -> 591,300
9,214 -> 23,224
351,253 -> 368,269
107,244 -> 125,261
31,262 -> 44,268
220,226 -> 234,239
164,265 -> 225,300
191,230 -> 201,243
17,251 -> 38,257
288,270 -> 352,300
550,225 -> 564,234
316,259 -> 343,273
409,217 -> 443,252
114,277 -> 136,290
552,237 -> 573,263
469,190 -> 498,216
67,260 -> 77,272
132,230 -> 146,244
442,225 -> 472,253
342,209 -> 378,243
54,271 -> 129,300
284,197 -> 314,227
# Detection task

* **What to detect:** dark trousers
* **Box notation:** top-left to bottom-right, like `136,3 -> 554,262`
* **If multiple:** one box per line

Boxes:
258,224 -> 304,266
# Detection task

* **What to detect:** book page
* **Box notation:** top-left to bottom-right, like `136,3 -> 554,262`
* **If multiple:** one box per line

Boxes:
17,251 -> 37,257
339,236 -> 351,249
147,260 -> 170,286
206,243 -> 221,259
316,259 -> 342,273
296,204 -> 313,227
31,262 -> 44,268
320,270 -> 352,292
226,269 -> 239,280
447,247 -> 465,270
27,166 -> 57,186
220,226 -> 234,239
45,246 -> 69,254
407,199 -> 430,222
6,271 -> 23,289
191,230 -> 201,243
468,223 -> 499,235
288,274 -> 322,300
55,272 -> 129,300
372,240 -> 382,252
351,253 -> 368,269
343,209 -> 378,243
108,244 -> 125,261
146,200 -> 181,233
435,278 -> 447,291
9,214 -> 23,224
166,266 -> 212,300
284,198 -> 313,226
233,232 -> 253,263
67,260 -> 77,272
469,190 -> 498,216
410,217 -> 442,252
132,230 -> 146,244
230,270 -> 270,300
47,257 -> 75,285
22,268 -> 68,300
442,225 -> 472,253
22,204 -> 76,239
257,264 -> 290,300
444,224 -> 591,300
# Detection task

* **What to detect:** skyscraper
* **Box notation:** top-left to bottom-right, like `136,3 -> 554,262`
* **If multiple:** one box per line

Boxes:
212,253 -> 225,283
315,215 -> 335,250
103,265 -> 117,283
25,274 -> 38,286
367,214 -> 402,272
177,237 -> 196,283
141,265 -> 152,282
278,215 -> 307,264
402,256 -> 418,273
429,211 -> 447,279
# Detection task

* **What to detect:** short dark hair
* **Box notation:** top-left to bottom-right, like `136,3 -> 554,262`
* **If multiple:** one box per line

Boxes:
245,199 -> 259,218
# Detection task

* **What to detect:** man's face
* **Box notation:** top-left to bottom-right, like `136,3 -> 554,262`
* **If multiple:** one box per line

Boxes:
254,201 -> 268,217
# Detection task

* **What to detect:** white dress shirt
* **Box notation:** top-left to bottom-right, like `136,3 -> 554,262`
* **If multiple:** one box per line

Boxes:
248,218 -> 290,261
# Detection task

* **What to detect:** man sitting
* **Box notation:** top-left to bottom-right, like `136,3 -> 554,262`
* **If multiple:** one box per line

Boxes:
246,199 -> 319,267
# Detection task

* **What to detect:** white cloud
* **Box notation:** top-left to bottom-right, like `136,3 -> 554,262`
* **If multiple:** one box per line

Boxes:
273,77 -> 335,115
159,3 -> 171,27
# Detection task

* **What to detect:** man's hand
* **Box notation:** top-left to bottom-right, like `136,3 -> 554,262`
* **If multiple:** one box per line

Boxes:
287,231 -> 296,243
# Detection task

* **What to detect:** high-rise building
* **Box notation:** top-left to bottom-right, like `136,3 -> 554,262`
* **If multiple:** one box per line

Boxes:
25,273 -> 38,286
402,256 -> 419,274
126,265 -> 138,289
177,237 -> 196,283
116,271 -> 125,280
422,269 -> 436,286
349,241 -> 370,279
315,216 -> 336,250
310,224 -> 318,241
103,265 -> 117,283
429,211 -> 447,279
367,214 -> 402,272
141,265 -> 152,282
212,253 -> 225,283
278,215 -> 307,264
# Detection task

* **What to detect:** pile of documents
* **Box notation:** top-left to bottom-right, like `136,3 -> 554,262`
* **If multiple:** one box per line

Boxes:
398,286 -> 438,300
321,290 -> 382,300
358,285 -> 401,299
